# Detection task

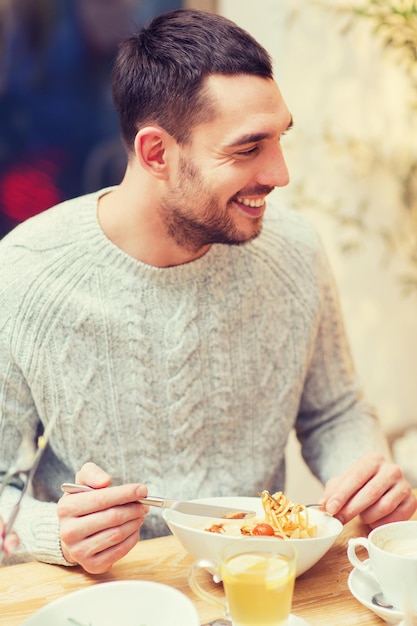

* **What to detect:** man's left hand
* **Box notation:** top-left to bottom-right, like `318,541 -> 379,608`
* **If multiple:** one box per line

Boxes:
320,452 -> 417,527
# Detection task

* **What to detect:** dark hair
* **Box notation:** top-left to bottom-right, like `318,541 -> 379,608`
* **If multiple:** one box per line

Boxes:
112,9 -> 273,152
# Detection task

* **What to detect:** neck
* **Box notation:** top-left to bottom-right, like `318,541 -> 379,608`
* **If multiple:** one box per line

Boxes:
97,178 -> 210,268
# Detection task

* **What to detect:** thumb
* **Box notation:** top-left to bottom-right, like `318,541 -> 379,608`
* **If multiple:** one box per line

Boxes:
75,461 -> 112,489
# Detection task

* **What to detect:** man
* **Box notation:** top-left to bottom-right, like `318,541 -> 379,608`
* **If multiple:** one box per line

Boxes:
0,9 -> 415,573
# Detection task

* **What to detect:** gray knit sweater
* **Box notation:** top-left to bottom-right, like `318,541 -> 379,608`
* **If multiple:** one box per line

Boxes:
0,188 -> 386,565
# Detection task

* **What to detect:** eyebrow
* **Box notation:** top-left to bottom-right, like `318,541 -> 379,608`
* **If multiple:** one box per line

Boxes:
224,116 -> 294,149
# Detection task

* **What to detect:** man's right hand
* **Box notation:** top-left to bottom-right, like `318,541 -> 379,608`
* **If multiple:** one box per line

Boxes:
0,517 -> 19,557
57,462 -> 149,574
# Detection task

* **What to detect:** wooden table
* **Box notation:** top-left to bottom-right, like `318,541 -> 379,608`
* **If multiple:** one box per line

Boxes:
1,507 -> 416,626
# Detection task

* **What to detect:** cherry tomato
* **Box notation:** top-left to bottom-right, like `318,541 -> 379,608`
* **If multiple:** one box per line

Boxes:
252,523 -> 275,536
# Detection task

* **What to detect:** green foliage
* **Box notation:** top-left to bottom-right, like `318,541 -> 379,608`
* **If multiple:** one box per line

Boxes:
311,0 -> 417,295
347,0 -> 417,89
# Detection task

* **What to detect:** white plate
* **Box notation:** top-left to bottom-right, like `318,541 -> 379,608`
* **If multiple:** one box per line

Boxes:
21,580 -> 200,626
348,562 -> 403,624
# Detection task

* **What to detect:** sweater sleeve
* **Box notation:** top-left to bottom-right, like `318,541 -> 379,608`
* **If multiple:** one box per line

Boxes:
294,241 -> 390,483
0,488 -> 66,566
0,256 -> 74,566
0,335 -> 71,565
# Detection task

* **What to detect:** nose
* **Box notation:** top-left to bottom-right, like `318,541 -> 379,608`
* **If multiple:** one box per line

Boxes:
257,143 -> 290,189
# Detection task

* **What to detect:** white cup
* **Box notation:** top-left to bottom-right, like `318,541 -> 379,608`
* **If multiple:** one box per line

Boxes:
347,520 -> 417,613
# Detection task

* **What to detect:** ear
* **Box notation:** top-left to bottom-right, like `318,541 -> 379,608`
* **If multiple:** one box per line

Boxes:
134,126 -> 174,180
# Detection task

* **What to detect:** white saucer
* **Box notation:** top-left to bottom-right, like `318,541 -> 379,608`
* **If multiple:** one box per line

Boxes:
289,615 -> 311,626
348,561 -> 403,624
210,615 -> 309,625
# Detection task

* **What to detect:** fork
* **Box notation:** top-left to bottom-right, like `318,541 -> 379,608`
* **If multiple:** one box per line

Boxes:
0,420 -> 55,562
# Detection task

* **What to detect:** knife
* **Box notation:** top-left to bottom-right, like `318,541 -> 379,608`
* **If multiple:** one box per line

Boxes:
61,482 -> 256,519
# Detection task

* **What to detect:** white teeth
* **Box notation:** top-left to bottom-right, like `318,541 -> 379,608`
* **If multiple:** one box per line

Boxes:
236,197 -> 265,208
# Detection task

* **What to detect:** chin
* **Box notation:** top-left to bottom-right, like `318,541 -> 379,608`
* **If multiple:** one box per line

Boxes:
240,221 -> 263,244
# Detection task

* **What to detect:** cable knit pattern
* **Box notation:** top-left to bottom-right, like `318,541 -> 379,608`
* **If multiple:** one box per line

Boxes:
0,188 -> 388,565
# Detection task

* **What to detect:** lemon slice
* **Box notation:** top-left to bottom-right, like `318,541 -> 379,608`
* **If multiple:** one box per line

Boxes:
226,553 -> 267,575
265,557 -> 291,590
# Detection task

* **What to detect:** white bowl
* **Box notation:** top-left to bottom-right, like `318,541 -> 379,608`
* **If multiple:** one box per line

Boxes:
21,580 -> 200,626
163,496 -> 343,577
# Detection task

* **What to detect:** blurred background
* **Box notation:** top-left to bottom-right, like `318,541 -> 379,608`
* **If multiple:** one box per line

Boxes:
1,0 -> 416,498
0,0 -> 197,237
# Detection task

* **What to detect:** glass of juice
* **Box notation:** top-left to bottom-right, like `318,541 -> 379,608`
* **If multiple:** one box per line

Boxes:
188,538 -> 297,626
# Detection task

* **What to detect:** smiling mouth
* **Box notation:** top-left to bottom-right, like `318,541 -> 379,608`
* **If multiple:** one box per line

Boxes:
234,195 -> 267,218
235,196 -> 265,208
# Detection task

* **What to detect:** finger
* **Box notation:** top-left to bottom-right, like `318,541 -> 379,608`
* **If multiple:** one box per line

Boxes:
3,531 -> 20,554
59,496 -> 148,569
321,452 -> 386,515
325,460 -> 414,526
360,485 -> 417,527
75,462 -> 112,489
66,520 -> 143,574
0,530 -> 20,556
336,462 -> 403,519
60,499 -> 146,543
58,483 -> 149,517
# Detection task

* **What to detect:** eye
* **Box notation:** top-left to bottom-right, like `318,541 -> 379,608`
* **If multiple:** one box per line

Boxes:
235,145 -> 259,157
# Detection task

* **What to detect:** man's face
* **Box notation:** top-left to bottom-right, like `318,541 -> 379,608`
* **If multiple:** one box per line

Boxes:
159,74 -> 292,253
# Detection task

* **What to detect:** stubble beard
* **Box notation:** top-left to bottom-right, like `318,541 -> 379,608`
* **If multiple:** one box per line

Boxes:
158,157 -> 263,253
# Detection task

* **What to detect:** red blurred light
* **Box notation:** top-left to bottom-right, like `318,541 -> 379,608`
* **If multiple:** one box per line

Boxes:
0,156 -> 64,223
